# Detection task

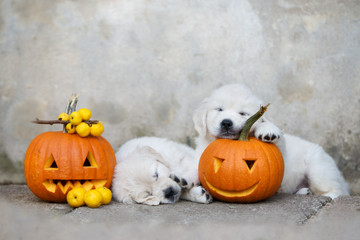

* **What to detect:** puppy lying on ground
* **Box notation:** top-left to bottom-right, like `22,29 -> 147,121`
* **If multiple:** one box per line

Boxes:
112,137 -> 212,205
193,84 -> 350,199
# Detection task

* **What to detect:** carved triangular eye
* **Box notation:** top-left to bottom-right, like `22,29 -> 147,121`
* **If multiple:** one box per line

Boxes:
44,154 -> 58,169
83,152 -> 98,168
83,158 -> 91,167
214,157 -> 224,173
244,159 -> 256,171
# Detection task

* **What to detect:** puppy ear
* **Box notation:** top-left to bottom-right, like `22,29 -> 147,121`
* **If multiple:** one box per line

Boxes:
136,146 -> 170,169
193,98 -> 209,137
136,146 -> 161,157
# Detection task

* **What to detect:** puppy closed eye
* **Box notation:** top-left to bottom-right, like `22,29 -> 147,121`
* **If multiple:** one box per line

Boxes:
216,107 -> 223,112
239,112 -> 249,116
153,171 -> 159,181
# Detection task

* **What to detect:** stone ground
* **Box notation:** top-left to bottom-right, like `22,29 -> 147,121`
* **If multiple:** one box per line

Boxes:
0,185 -> 359,240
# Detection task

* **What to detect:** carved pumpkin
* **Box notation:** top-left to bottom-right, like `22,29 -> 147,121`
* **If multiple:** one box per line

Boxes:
198,105 -> 284,203
24,131 -> 116,202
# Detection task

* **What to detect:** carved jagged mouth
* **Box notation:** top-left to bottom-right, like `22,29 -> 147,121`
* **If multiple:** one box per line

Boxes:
42,179 -> 107,194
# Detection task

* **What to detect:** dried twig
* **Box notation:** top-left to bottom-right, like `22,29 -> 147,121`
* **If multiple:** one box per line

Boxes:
32,118 -> 99,125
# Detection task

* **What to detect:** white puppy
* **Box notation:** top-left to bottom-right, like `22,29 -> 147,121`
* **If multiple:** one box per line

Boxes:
112,137 -> 212,205
193,84 -> 350,199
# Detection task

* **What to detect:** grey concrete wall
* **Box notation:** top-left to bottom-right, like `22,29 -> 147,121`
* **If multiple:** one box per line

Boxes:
1,0 -> 359,193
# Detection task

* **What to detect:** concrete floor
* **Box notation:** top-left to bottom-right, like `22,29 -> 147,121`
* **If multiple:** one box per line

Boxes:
1,185 -> 359,240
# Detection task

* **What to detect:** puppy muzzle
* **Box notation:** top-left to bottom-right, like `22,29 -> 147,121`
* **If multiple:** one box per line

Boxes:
162,186 -> 180,203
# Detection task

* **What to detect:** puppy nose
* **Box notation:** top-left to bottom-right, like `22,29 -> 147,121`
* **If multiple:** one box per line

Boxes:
164,187 -> 178,199
221,119 -> 233,130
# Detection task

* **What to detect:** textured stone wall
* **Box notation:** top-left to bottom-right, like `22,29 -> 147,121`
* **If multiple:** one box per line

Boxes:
1,0 -> 359,193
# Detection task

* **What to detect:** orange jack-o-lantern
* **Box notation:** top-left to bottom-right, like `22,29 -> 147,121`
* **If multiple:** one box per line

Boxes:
198,105 -> 284,203
24,131 -> 116,202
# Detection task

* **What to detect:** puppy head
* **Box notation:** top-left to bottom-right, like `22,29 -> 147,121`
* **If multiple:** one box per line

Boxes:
193,84 -> 264,141
112,146 -> 181,205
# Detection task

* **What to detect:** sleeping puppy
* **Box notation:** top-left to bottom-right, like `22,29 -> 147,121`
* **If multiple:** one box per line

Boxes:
112,137 -> 212,205
193,83 -> 350,199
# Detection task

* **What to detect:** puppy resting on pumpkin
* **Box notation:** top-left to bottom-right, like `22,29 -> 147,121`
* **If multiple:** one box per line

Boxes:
193,84 -> 349,199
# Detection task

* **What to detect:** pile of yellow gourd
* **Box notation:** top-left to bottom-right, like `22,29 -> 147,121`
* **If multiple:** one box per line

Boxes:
58,108 -> 104,137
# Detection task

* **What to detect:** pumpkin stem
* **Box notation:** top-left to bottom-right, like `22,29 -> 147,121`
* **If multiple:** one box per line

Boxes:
63,94 -> 79,133
65,94 -> 79,115
238,104 -> 269,141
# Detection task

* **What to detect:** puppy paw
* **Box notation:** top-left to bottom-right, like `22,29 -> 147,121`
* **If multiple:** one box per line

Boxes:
169,173 -> 180,183
181,186 -> 213,204
136,195 -> 161,205
295,188 -> 312,196
169,174 -> 191,189
169,174 -> 194,190
254,123 -> 281,143
257,133 -> 280,143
